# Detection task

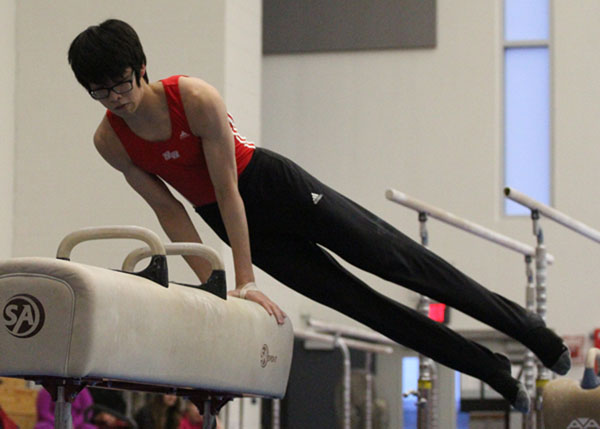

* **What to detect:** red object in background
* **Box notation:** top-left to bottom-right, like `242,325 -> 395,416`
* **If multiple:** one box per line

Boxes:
564,335 -> 585,365
594,329 -> 600,349
428,303 -> 447,323
0,407 -> 18,429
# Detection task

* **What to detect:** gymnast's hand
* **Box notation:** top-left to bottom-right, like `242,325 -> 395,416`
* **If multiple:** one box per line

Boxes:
228,283 -> 287,325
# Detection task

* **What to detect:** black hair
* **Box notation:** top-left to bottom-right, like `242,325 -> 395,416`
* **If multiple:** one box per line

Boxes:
68,19 -> 149,89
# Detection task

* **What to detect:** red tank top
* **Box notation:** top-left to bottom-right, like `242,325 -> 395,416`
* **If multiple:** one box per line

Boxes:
106,75 -> 255,207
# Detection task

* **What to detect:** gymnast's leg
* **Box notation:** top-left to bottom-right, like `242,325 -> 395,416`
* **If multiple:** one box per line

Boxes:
306,183 -> 568,373
248,235 -> 529,411
232,148 -> 569,375
197,194 -> 527,408
197,204 -> 527,407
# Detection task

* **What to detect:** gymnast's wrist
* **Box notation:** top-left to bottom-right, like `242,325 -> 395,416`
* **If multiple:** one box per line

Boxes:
238,282 -> 259,299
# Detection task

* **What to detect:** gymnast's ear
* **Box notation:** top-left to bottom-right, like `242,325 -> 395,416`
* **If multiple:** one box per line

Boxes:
135,63 -> 148,85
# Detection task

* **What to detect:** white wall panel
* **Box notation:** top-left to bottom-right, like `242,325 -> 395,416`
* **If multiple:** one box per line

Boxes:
0,0 -> 16,259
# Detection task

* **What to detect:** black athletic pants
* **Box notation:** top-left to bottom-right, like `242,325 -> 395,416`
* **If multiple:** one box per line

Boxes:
196,148 -> 563,396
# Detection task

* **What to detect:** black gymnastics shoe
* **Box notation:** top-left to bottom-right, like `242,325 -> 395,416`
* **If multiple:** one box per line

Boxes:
490,353 -> 531,414
547,344 -> 571,376
521,314 -> 572,376
525,327 -> 572,375
512,382 -> 531,414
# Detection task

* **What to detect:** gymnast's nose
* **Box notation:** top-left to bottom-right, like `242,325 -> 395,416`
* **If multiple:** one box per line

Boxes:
107,90 -> 121,103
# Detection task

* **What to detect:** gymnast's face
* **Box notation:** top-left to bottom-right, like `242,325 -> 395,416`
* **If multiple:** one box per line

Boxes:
88,66 -> 145,116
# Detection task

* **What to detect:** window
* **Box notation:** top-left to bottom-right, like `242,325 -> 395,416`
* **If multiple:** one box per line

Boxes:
503,0 -> 551,215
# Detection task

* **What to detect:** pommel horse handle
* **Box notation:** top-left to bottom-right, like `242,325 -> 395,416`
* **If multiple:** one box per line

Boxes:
56,225 -> 166,259
122,243 -> 224,272
56,225 -> 169,287
123,243 -> 228,299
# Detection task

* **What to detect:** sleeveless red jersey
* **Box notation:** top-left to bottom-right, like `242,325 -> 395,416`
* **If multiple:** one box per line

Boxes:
106,75 -> 255,207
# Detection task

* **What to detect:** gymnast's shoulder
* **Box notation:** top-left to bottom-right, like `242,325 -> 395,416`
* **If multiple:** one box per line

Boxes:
177,76 -> 228,132
177,75 -> 220,100
93,117 -> 130,171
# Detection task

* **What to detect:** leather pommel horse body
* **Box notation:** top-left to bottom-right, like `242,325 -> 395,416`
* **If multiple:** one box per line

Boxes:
0,226 -> 294,429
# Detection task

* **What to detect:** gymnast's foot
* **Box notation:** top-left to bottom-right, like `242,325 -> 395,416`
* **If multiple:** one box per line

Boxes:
488,353 -> 531,414
547,343 -> 571,375
521,314 -> 571,375
512,382 -> 531,414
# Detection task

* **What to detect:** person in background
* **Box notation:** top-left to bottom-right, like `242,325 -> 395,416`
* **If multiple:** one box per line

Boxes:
179,401 -> 222,429
134,394 -> 181,429
88,388 -> 128,428
34,387 -> 96,429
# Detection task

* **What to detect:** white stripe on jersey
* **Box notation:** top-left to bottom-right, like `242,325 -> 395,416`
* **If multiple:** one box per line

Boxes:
228,113 -> 256,149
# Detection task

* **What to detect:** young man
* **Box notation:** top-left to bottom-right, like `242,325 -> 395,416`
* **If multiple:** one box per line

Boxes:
68,19 -> 569,413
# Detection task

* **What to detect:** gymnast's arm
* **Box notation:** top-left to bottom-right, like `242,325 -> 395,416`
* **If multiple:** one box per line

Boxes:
179,76 -> 286,324
93,118 -> 213,282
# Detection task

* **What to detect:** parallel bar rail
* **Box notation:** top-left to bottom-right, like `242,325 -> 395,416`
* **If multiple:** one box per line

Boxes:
504,187 -> 600,244
294,329 -> 394,355
305,318 -> 396,346
385,189 -> 555,264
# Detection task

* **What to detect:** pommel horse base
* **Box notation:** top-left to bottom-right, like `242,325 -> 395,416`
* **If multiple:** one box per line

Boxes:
0,226 -> 294,429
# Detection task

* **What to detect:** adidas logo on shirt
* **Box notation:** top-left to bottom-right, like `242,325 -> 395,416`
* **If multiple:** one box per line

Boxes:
179,131 -> 191,140
311,193 -> 323,205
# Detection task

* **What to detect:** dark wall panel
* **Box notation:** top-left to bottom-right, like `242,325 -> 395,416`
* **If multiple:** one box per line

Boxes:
263,0 -> 436,54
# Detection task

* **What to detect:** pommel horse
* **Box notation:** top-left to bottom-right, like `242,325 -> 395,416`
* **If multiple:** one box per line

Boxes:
0,226 -> 294,429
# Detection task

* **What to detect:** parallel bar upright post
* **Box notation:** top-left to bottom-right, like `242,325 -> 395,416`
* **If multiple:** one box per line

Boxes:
522,255 -> 536,429
532,211 -> 551,429
416,212 -> 436,429
335,335 -> 352,429
364,352 -> 374,429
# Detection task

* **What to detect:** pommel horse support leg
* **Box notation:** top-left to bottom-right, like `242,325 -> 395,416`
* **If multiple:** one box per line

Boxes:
0,226 -> 294,429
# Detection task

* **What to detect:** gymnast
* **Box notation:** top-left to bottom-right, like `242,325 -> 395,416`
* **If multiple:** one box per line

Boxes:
67,19 -> 570,413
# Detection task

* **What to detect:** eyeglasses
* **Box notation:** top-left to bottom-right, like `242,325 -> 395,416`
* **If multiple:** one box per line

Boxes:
88,76 -> 134,100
